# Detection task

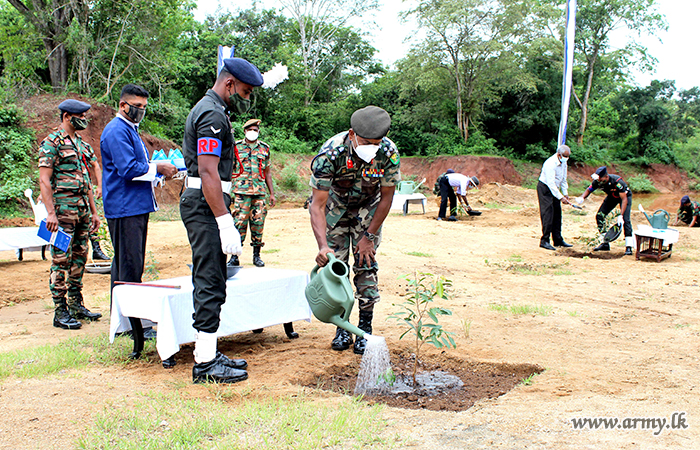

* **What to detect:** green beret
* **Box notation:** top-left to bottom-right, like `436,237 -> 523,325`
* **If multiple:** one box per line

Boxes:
351,106 -> 391,139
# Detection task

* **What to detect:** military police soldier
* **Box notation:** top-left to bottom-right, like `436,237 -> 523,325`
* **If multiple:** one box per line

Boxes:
180,57 -> 263,384
308,105 -> 400,355
228,118 -> 275,268
576,166 -> 634,254
38,99 -> 102,330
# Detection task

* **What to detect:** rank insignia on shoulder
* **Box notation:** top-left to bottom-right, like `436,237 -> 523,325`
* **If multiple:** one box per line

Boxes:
389,152 -> 399,165
362,168 -> 384,177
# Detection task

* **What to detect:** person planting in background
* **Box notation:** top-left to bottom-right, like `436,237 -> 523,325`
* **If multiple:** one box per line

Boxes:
674,195 -> 700,227
308,105 -> 400,355
436,170 -> 479,221
576,166 -> 634,255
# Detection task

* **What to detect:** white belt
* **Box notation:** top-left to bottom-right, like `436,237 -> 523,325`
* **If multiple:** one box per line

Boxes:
186,176 -> 232,194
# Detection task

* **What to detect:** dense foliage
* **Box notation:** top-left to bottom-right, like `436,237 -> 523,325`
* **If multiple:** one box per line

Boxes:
0,0 -> 698,211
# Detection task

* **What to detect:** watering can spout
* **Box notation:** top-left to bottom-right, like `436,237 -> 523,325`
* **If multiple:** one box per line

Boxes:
305,253 -> 366,338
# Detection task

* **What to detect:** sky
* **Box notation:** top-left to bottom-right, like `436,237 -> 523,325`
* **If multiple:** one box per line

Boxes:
195,0 -> 698,91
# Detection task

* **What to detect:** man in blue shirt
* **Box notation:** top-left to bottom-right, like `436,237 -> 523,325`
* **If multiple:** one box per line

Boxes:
100,84 -> 176,335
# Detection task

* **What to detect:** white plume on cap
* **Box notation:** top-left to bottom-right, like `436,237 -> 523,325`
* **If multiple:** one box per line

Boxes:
591,174 -> 599,181
262,63 -> 289,89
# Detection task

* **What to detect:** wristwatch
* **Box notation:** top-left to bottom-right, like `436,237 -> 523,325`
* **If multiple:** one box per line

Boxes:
364,231 -> 377,242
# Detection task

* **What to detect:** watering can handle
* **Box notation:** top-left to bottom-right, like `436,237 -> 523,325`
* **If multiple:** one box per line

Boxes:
655,209 -> 670,221
309,252 -> 336,280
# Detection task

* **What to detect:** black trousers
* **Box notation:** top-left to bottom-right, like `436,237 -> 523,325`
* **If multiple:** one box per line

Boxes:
108,213 -> 149,299
597,194 -> 633,237
537,181 -> 563,244
438,177 -> 457,219
180,188 -> 231,333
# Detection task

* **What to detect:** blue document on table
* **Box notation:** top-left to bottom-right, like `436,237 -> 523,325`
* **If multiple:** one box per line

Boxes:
37,219 -> 71,252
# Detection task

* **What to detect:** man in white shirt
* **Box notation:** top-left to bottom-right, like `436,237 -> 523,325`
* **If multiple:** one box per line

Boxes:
537,145 -> 572,250
437,170 -> 480,220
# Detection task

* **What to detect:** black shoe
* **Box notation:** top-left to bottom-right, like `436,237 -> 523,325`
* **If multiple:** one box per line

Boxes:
143,327 -> 157,340
227,255 -> 240,267
252,328 -> 263,334
192,358 -> 248,384
215,351 -> 247,370
353,310 -> 373,355
69,304 -> 102,321
53,306 -> 82,330
331,327 -> 353,351
624,246 -> 633,255
91,240 -> 110,260
540,241 -> 556,251
447,215 -> 457,221
593,242 -> 610,251
284,322 -> 299,339
554,240 -> 573,248
252,246 -> 265,267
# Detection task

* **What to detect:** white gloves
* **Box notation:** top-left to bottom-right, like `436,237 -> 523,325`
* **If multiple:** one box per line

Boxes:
575,196 -> 584,205
215,214 -> 242,256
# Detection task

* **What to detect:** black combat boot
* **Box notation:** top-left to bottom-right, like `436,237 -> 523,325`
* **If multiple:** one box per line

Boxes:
91,239 -> 110,260
331,327 -> 353,351
624,246 -> 633,255
227,255 -> 239,267
68,292 -> 102,321
353,310 -> 373,355
192,358 -> 248,384
252,246 -> 265,267
54,302 -> 82,330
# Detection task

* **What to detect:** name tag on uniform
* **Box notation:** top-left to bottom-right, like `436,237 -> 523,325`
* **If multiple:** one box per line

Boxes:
197,137 -> 222,157
362,168 -> 384,178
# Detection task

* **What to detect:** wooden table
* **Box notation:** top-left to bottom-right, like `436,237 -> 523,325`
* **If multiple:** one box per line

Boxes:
634,227 -> 679,262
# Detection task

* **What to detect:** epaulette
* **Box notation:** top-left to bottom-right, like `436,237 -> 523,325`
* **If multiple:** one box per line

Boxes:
382,137 -> 398,158
259,141 -> 270,150
324,145 -> 346,161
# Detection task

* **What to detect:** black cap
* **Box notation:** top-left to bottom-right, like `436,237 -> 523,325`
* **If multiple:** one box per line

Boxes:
446,169 -> 455,174
681,195 -> 690,205
222,58 -> 263,87
350,106 -> 391,139
594,166 -> 607,177
58,99 -> 91,115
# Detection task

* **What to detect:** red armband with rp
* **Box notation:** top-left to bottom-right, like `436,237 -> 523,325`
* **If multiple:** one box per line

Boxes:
197,137 -> 222,157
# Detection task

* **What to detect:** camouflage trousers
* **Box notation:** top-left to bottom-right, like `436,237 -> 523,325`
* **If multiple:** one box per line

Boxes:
232,194 -> 267,246
327,211 -> 382,312
50,202 -> 90,307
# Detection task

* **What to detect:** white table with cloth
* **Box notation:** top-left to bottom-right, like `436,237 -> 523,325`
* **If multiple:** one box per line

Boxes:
390,193 -> 427,215
633,225 -> 679,262
0,227 -> 49,260
109,268 -> 312,361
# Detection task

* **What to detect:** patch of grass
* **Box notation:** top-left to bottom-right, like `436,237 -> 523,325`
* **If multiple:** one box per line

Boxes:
403,251 -> 434,258
567,310 -> 582,317
150,202 -> 181,222
78,391 -> 402,450
462,319 -> 472,339
519,373 -> 537,386
553,269 -> 574,276
485,258 -> 569,276
262,248 -> 280,254
508,254 -> 523,262
0,333 -> 154,380
488,303 -> 553,316
143,251 -> 159,281
567,209 -> 588,216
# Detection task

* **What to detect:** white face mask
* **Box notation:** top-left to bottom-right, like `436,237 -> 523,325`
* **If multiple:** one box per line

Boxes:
245,130 -> 259,141
352,135 -> 380,163
560,155 -> 569,163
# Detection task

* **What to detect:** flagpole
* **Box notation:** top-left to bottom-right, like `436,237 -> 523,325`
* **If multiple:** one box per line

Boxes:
558,0 -> 577,146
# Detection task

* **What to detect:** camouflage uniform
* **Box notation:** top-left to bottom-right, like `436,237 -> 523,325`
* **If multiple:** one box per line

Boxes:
678,200 -> 700,226
38,129 -> 95,310
232,139 -> 270,246
310,132 -> 400,311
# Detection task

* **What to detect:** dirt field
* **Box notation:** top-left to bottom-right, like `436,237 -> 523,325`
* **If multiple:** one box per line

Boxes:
1,184 -> 699,449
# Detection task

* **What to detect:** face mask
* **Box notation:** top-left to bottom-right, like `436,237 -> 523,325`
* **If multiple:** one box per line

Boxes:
245,130 -> 259,141
70,117 -> 88,131
560,155 -> 569,163
352,135 -> 380,163
228,81 -> 252,115
126,102 -> 146,123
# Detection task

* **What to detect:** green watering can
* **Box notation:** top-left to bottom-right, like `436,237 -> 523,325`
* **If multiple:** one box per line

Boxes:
397,178 -> 426,195
638,204 -> 670,229
305,253 -> 366,338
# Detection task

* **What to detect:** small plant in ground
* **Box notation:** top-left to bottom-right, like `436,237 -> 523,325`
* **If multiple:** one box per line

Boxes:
378,368 -> 396,386
389,272 -> 457,386
143,251 -> 159,281
404,250 -> 433,257
462,319 -> 472,339
520,373 -> 536,386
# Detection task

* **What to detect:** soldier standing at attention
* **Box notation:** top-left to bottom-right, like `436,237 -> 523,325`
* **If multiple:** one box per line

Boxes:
181,57 -> 263,384
308,106 -> 400,355
38,99 -> 102,330
227,118 -> 275,268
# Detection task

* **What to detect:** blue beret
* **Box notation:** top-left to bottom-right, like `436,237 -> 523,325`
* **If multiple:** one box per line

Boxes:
681,195 -> 690,205
58,99 -> 91,115
446,169 -> 455,174
595,166 -> 607,177
222,58 -> 263,87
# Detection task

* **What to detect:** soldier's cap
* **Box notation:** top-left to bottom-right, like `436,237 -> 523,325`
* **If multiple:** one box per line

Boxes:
471,176 -> 480,186
244,118 -> 261,130
446,169 -> 455,174
681,195 -> 690,205
350,106 -> 391,139
58,99 -> 91,115
591,166 -> 607,181
222,58 -> 263,87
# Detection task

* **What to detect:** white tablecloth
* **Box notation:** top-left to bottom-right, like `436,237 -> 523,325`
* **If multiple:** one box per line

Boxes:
390,193 -> 427,211
635,225 -> 679,245
109,268 -> 311,360
0,227 -> 48,252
